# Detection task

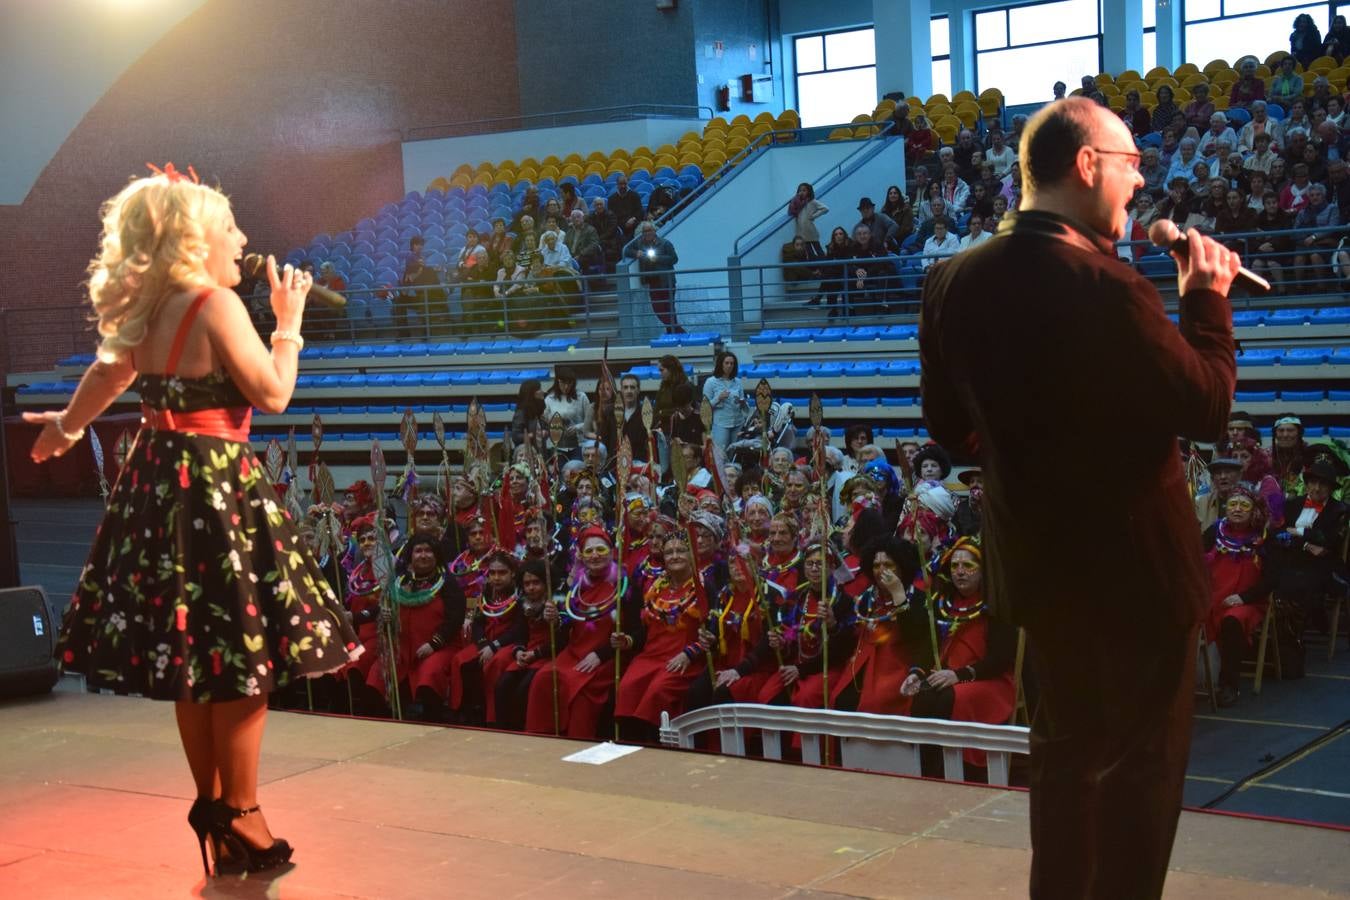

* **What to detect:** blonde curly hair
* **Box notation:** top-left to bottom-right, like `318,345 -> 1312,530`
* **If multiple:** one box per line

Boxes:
88,174 -> 232,362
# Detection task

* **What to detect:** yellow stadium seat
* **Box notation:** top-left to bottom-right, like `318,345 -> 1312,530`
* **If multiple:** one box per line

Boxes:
1301,70 -> 1320,85
906,96 -> 924,109
705,115 -> 729,131
1181,72 -> 1209,88
560,163 -> 584,178
493,169 -> 516,185
700,159 -> 722,176
677,155 -> 702,170
1171,62 -> 1198,77
562,152 -> 583,166
428,176 -> 452,192
934,122 -> 959,145
730,113 -> 752,128
702,138 -> 726,154
451,165 -> 474,182
518,156 -> 540,170
925,92 -> 951,107
875,98 -> 898,112
1140,90 -> 1157,106
1212,94 -> 1229,110
828,127 -> 854,140
1310,55 -> 1337,73
655,144 -> 678,158
583,161 -> 606,177
725,137 -> 749,153
653,155 -> 679,169
1151,76 -> 1178,89
750,122 -> 773,138
609,147 -> 631,161
1143,66 -> 1170,82
585,151 -> 608,165
450,173 -> 472,189
677,131 -> 701,145
952,90 -> 977,105
726,127 -> 751,143
926,103 -> 954,119
1256,64 -> 1272,78
1117,69 -> 1142,84
1202,58 -> 1230,75
1108,93 -> 1127,110
537,165 -> 559,180
475,160 -> 496,175
1118,80 -> 1148,94
472,171 -> 494,187
1173,87 -> 1192,103
542,154 -> 563,168
605,159 -> 629,176
853,125 -> 878,138
1095,72 -> 1114,85
628,156 -> 654,173
515,166 -> 538,183
753,111 -> 776,125
1100,83 -> 1121,96
951,105 -> 978,128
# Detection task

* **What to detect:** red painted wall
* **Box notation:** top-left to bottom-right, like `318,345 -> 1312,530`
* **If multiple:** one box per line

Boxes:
0,0 -> 519,372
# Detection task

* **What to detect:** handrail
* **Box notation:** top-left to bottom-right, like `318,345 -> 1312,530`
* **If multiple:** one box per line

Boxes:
404,104 -> 714,141
733,122 -> 897,255
659,703 -> 1030,785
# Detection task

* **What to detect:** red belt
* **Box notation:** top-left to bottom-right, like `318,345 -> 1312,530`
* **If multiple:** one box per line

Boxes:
140,405 -> 252,442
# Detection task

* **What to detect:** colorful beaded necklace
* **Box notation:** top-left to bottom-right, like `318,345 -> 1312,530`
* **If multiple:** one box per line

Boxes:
562,575 -> 625,622
645,573 -> 700,626
391,571 -> 444,608
480,589 -> 519,618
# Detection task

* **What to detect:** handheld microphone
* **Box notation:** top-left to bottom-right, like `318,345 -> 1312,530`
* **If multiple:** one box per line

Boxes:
241,253 -> 348,309
1146,220 -> 1271,293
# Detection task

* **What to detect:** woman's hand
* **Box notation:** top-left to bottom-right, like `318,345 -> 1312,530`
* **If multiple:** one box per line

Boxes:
543,598 -> 558,624
575,651 -> 601,673
900,673 -> 924,696
515,648 -> 535,666
1222,593 -> 1245,607
609,631 -> 632,651
768,630 -> 783,649
478,645 -> 495,665
416,642 -> 434,660
266,255 -> 311,330
715,669 -> 740,688
24,410 -> 79,463
927,669 -> 959,690
779,664 -> 800,686
666,653 -> 691,674
697,627 -> 715,650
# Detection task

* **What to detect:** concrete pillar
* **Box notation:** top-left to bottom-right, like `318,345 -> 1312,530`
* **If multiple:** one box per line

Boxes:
1154,0 -> 1183,71
875,0 -> 932,101
1102,0 -> 1144,74
948,11 -> 975,95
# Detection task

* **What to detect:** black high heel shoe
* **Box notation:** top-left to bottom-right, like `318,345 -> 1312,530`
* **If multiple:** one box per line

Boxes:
187,798 -> 217,876
207,801 -> 294,874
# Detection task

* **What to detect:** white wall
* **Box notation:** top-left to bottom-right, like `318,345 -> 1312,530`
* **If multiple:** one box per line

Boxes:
401,118 -> 707,194
734,136 -> 908,317
0,0 -> 208,204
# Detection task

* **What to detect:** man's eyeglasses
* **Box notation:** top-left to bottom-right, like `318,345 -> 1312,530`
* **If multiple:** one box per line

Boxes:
1092,148 -> 1142,171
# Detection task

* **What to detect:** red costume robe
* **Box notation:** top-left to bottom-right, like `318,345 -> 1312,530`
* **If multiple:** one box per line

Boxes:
1203,524 -> 1270,646
614,574 -> 707,725
831,586 -> 919,715
365,572 -> 465,700
449,590 -> 526,716
931,595 -> 1016,766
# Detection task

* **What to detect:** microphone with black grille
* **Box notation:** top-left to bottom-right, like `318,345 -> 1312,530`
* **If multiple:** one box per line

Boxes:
1147,219 -> 1270,293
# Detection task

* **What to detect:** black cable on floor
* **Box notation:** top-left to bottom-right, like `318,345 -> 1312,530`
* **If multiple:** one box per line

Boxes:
1201,716 -> 1350,809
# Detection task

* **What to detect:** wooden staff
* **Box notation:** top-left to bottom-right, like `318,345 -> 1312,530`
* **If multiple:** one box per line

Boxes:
684,522 -> 717,682
810,394 -> 832,765
612,436 -> 633,742
370,439 -> 402,720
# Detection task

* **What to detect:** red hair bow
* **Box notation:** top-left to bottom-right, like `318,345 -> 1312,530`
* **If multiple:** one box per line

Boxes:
146,162 -> 200,184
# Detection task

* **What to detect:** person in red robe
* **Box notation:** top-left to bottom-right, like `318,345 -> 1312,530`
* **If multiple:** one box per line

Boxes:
449,551 -> 526,723
833,534 -> 926,714
760,513 -> 802,595
524,526 -> 638,738
363,534 -> 467,721
614,531 -> 708,741
631,515 -> 675,595
620,493 -> 655,578
1203,485 -> 1274,706
688,546 -> 782,709
902,536 -> 1016,771
339,514 -> 386,696
786,541 -> 858,711
449,516 -> 496,612
495,558 -> 568,731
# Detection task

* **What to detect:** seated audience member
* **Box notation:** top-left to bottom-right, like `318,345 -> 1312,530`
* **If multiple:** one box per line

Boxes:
624,220 -> 681,334
1151,84 -> 1180,133
880,185 -> 915,246
559,181 -> 586,221
988,194 -> 1010,229
902,537 -> 1016,772
608,174 -> 645,241
939,165 -> 971,213
999,161 -> 1023,209
1280,162 -> 1315,212
1166,137 -> 1204,185
1283,100 -> 1313,142
512,215 -> 539,258
1245,171 -> 1271,210
1051,80 -> 1067,101
513,187 -> 541,233
1183,83 -> 1216,133
1268,461 -> 1348,677
906,115 -> 937,162
912,196 -> 958,247
782,235 -> 824,302
400,236 -> 447,337
958,214 -> 992,251
845,224 -> 896,314
309,261 -> 346,340
967,181 -> 995,219
1292,182 -> 1341,290
1269,156 -> 1290,193
1327,95 -> 1347,129
1250,191 -> 1295,291
565,209 -> 603,276
906,166 -> 933,209
589,198 -> 622,271
1157,176 -> 1198,224
1269,56 -> 1304,110
1197,113 -> 1238,158
1119,90 -> 1152,136
855,196 -> 900,252
1198,457 -> 1244,529
1244,132 -> 1279,177
1139,146 -> 1169,198
1077,75 -> 1107,106
1215,188 -> 1258,253
1129,189 -> 1161,231
1309,75 -> 1336,114
1313,121 -> 1344,164
1203,485 -> 1274,706
1301,139 -> 1330,184
819,226 -> 854,314
984,129 -> 1018,178
921,219 -> 961,270
1327,159 -> 1350,218
1228,57 -> 1267,109
1240,101 -> 1282,153
539,228 -> 577,274
1233,437 -> 1287,530
484,218 -> 513,271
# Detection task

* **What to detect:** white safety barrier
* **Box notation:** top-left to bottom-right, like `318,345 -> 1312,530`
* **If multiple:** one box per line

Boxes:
659,703 -> 1031,786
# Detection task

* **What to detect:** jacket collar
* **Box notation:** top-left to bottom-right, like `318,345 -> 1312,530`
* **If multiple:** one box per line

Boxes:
996,209 -> 1117,257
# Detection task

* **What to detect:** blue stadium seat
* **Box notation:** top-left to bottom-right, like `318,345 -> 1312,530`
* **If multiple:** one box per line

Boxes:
483,402 -> 511,412
813,362 -> 847,377
395,374 -> 426,386
782,328 -> 817,343
1266,103 -> 1285,120
1314,307 -> 1350,324
1234,391 -> 1276,403
450,372 -> 482,385
749,330 -> 785,344
1280,390 -> 1324,402
880,396 -> 917,406
1281,347 -> 1330,365
844,362 -> 881,376
779,362 -> 814,376
882,359 -> 921,375
651,334 -> 682,348
1138,254 -> 1177,278
882,324 -> 918,340
847,326 -> 886,340
815,327 -> 848,341
1331,389 -> 1350,401
338,405 -> 368,415
1332,427 -> 1350,439
542,338 -> 574,351
742,363 -> 781,378
844,396 -> 878,407
1232,310 -> 1265,327
1237,349 -> 1281,365
372,345 -> 402,358
1266,307 -> 1312,325
480,372 -> 512,385
819,396 -> 844,407
339,375 -> 367,388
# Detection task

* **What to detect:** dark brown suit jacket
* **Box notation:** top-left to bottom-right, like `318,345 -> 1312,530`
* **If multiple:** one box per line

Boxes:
919,210 -> 1236,629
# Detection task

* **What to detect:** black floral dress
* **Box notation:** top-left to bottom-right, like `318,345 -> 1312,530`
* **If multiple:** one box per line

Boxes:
56,368 -> 362,702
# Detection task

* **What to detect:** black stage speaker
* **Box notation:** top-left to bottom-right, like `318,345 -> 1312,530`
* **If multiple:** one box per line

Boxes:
0,586 -> 59,698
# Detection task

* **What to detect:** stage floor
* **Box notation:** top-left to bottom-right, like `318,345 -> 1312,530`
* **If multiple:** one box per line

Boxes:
0,692 -> 1347,899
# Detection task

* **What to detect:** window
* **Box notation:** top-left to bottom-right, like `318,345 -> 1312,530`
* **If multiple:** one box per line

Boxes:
931,16 -> 953,100
1143,0 -> 1157,74
1184,0 -> 1331,66
793,21 -> 954,127
974,0 -> 1103,106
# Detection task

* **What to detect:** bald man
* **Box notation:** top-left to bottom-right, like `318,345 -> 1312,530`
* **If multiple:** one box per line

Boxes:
919,98 -> 1241,899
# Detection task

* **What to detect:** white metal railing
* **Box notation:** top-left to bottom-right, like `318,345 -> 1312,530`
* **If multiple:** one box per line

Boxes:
659,703 -> 1030,786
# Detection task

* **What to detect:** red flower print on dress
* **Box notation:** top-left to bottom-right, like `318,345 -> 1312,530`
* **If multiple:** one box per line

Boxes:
179,463 -> 190,489
175,606 -> 188,631
241,457 -> 252,478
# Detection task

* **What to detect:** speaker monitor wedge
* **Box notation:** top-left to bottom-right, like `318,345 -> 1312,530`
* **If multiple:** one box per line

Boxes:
0,586 -> 60,698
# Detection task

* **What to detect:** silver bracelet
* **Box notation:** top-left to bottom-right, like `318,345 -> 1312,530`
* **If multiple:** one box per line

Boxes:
55,411 -> 86,442
270,329 -> 305,350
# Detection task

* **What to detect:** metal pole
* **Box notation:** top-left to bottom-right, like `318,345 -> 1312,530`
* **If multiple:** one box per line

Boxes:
0,310 -> 22,588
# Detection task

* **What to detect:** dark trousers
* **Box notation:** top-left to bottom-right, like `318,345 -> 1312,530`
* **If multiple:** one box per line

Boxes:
1024,614 -> 1197,900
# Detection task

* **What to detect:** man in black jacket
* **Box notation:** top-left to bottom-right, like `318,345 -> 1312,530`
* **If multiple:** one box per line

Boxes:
920,98 -> 1241,899
608,175 -> 645,242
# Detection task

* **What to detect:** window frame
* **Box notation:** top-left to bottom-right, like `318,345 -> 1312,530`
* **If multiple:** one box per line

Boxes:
973,0 -> 1105,104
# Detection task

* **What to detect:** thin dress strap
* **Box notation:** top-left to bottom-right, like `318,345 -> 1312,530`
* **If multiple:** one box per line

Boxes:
163,289 -> 214,377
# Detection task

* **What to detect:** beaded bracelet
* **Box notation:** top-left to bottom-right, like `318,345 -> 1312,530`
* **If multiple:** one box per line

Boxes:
55,411 -> 85,443
270,329 -> 305,350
